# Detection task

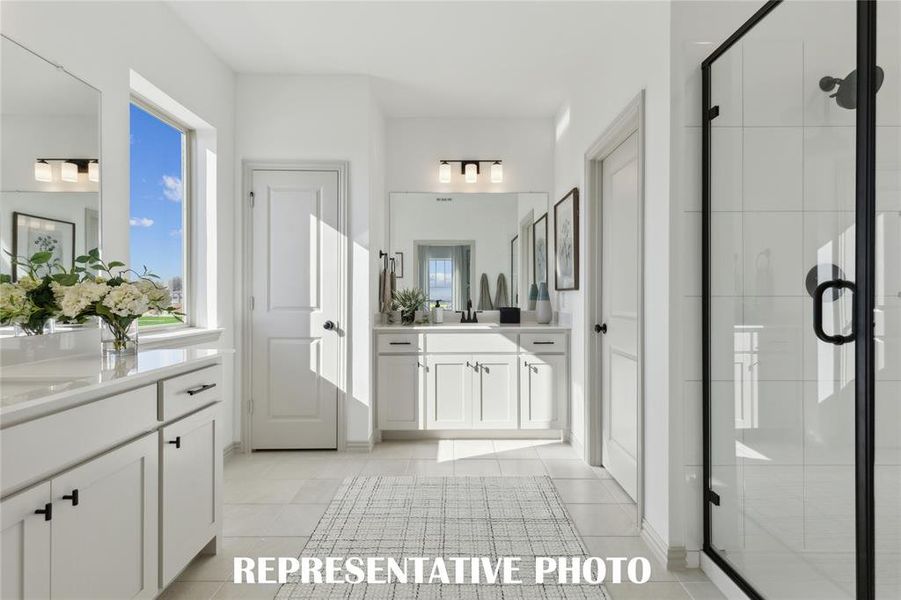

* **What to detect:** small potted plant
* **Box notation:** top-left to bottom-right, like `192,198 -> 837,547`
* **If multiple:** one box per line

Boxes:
392,288 -> 427,325
54,249 -> 182,355
0,251 -> 77,335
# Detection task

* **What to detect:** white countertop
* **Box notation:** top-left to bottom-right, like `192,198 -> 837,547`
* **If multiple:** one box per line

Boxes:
373,323 -> 570,333
1,347 -> 227,426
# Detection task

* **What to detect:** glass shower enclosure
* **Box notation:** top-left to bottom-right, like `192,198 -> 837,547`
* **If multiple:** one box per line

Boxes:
701,1 -> 899,598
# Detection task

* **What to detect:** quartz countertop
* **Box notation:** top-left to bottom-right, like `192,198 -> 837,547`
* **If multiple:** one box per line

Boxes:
1,347 -> 228,426
373,322 -> 570,333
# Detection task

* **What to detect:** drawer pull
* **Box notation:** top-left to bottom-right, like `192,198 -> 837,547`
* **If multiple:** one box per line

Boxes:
62,489 -> 79,506
533,341 -> 555,345
186,383 -> 217,396
168,436 -> 182,449
389,342 -> 412,346
34,503 -> 52,521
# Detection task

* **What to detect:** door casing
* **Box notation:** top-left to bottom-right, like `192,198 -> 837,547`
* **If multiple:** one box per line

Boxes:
240,160 -> 349,452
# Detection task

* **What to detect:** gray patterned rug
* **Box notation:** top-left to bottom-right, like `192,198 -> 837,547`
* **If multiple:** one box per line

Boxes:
276,476 -> 610,599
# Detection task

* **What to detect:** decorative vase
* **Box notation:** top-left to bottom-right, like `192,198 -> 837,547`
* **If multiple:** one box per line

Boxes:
414,309 -> 429,324
536,282 -> 552,324
101,318 -> 139,356
388,310 -> 402,325
14,318 -> 55,336
528,283 -> 539,311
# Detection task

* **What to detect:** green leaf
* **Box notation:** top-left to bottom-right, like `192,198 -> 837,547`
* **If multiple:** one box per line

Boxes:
75,255 -> 91,264
0,274 -> 11,284
51,273 -> 79,286
107,261 -> 125,269
30,251 -> 52,265
88,248 -> 100,259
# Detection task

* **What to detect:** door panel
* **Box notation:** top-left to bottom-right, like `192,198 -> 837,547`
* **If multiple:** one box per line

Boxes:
520,354 -> 564,429
471,355 -> 517,429
426,355 -> 471,429
601,131 -> 640,502
251,169 -> 340,449
50,434 -> 157,599
1,483 -> 51,600
377,355 -> 422,430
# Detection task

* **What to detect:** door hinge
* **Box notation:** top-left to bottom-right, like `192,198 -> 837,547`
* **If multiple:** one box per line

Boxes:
250,296 -> 255,311
249,398 -> 254,414
249,191 -> 255,207
708,105 -> 720,120
707,489 -> 721,506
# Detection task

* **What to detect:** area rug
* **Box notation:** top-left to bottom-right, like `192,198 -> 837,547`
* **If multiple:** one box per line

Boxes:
276,476 -> 610,599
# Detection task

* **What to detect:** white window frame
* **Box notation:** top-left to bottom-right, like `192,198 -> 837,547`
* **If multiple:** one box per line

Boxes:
129,96 -> 193,330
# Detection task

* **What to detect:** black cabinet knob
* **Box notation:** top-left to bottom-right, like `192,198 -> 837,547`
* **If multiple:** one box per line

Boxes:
323,320 -> 336,331
168,436 -> 181,449
34,503 -> 52,521
62,489 -> 79,506
594,323 -> 607,334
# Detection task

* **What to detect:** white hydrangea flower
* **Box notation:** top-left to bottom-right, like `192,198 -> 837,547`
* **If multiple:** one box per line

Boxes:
17,277 -> 41,292
0,282 -> 33,323
102,283 -> 150,317
53,279 -> 109,318
135,279 -> 171,309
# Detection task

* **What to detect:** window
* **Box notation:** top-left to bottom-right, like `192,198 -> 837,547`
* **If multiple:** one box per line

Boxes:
427,258 -> 453,308
129,101 -> 189,327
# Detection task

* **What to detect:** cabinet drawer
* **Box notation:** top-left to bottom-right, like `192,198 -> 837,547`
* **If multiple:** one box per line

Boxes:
1,385 -> 157,495
519,333 -> 567,354
159,364 -> 222,422
377,333 -> 423,354
426,333 -> 517,353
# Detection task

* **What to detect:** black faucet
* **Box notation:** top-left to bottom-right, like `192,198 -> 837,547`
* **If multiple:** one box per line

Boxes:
457,299 -> 478,323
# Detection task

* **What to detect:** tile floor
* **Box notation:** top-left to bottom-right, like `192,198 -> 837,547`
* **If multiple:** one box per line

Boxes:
161,440 -> 723,600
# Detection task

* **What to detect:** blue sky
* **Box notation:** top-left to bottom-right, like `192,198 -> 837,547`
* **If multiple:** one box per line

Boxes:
129,103 -> 183,284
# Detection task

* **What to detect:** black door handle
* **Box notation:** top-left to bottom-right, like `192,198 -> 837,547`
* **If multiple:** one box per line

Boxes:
62,489 -> 79,506
813,279 -> 855,345
35,503 -> 52,521
595,323 -> 607,334
168,436 -> 181,449
323,320 -> 336,331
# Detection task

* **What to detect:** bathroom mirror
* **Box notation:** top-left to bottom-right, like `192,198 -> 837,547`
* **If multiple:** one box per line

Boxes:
388,192 -> 548,311
1,35 -> 101,280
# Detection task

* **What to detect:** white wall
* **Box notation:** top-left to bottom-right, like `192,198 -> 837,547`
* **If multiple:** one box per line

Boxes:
387,118 -> 554,194
552,0 -> 674,546
235,74 -> 386,446
1,0 -> 238,443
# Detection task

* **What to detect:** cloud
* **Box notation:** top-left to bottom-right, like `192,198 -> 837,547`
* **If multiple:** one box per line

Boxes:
162,175 -> 183,202
129,217 -> 154,228
169,228 -> 183,237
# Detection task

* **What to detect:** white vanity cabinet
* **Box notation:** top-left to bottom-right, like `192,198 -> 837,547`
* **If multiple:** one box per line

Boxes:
376,327 -> 568,434
0,352 -> 225,600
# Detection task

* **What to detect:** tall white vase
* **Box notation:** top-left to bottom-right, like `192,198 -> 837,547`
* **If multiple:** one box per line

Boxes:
536,282 -> 552,324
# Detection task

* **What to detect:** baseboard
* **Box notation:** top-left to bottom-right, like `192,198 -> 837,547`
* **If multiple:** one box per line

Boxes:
381,430 -> 562,440
685,550 -> 700,569
345,439 -> 375,452
640,519 -> 687,571
223,441 -> 242,459
700,552 -> 752,600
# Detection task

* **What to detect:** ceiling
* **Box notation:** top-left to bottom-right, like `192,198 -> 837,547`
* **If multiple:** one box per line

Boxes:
167,1 -> 636,118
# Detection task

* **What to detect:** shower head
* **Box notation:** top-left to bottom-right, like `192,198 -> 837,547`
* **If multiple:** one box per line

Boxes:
819,66 -> 884,109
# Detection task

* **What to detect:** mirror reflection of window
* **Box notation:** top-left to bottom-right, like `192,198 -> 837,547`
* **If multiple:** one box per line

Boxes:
417,243 -> 471,311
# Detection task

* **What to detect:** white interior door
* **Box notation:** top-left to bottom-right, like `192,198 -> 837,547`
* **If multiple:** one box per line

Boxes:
601,132 -> 640,501
251,169 -> 340,449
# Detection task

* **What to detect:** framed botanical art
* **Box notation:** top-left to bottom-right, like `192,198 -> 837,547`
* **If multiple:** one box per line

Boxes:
554,187 -> 579,290
533,213 -> 548,286
12,212 -> 75,281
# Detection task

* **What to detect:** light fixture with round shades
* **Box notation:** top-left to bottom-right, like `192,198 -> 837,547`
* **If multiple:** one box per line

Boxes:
438,161 -> 451,183
60,161 -> 79,182
490,161 -> 503,183
88,160 -> 100,182
34,160 -> 53,182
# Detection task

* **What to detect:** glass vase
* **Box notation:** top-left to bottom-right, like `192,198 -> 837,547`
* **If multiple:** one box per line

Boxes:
14,318 -> 55,336
100,317 -> 139,356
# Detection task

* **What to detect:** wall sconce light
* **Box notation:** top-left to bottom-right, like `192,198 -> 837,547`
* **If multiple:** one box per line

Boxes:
34,160 -> 53,182
490,161 -> 503,183
33,158 -> 99,183
436,159 -> 502,184
438,161 -> 452,184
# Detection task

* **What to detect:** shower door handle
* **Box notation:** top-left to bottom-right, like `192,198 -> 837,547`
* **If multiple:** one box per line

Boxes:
813,279 -> 855,345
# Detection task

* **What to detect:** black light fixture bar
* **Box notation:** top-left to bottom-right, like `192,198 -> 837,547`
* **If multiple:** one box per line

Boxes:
36,158 -> 98,173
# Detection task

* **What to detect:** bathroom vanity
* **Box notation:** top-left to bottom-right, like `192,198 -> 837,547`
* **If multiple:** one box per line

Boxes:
374,323 -> 569,436
0,348 -> 226,599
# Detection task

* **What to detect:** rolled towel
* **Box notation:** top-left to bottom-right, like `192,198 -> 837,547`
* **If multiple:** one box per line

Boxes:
494,273 -> 509,308
477,273 -> 493,310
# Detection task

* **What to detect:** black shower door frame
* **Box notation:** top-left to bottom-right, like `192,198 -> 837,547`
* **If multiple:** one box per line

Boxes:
700,1 -> 879,598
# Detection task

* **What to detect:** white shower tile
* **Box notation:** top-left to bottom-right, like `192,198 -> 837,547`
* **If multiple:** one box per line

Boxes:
711,212 -> 742,296
739,380 -> 803,466
710,127 -> 742,212
682,212 -> 701,297
742,212 -> 803,296
802,211 -> 856,289
710,44 -> 742,127
803,127 -> 856,212
743,128 -> 803,212
677,126 -> 702,212
742,39 -> 803,126
876,127 -> 901,211
683,382 -> 702,466
801,1 -> 856,127
804,466 -> 855,552
682,296 -> 702,381
709,297 -> 741,382
803,380 -> 855,466
710,381 -> 740,466
742,297 -> 804,381
801,297 -> 855,383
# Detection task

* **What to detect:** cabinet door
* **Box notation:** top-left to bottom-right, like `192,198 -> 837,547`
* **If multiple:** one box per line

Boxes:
520,354 -> 566,429
425,354 -> 472,429
1,483 -> 51,600
471,354 -> 518,429
377,355 -> 424,430
161,404 -> 221,587
50,433 -> 158,599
